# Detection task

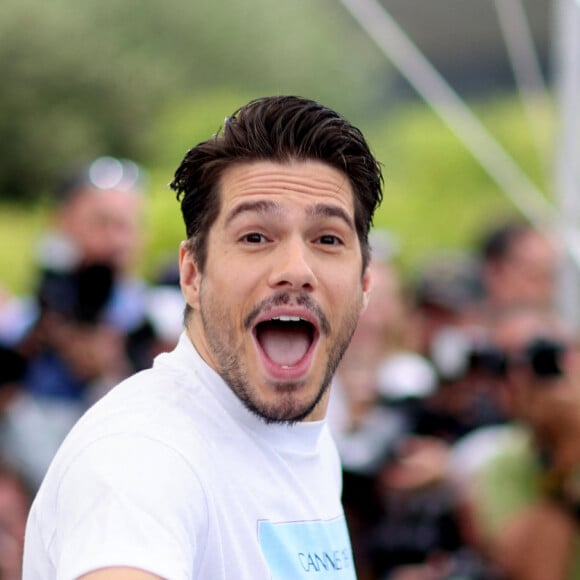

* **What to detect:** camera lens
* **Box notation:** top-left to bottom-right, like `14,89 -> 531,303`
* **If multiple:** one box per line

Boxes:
525,337 -> 565,379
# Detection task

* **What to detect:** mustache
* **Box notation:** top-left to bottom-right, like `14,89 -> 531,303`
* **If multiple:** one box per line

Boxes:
244,293 -> 331,336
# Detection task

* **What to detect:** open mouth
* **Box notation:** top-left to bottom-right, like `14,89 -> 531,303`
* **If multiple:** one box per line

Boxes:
254,316 -> 318,369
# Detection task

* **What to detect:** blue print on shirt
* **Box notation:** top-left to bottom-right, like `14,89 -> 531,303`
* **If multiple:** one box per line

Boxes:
258,517 -> 356,578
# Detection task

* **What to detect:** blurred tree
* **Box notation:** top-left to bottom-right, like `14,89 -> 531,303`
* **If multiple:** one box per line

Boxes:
0,0 -> 161,200
0,0 -> 388,201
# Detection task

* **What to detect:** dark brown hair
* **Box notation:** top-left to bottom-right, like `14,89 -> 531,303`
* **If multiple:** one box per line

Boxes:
170,95 -> 383,272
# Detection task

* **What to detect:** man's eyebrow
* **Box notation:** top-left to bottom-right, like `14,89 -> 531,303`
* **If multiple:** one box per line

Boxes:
308,203 -> 355,230
225,200 -> 283,225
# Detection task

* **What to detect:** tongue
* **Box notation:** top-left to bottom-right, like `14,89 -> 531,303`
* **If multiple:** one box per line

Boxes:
259,325 -> 311,366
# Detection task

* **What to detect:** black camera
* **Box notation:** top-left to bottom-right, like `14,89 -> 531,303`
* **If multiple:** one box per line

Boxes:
0,343 -> 28,386
526,337 -> 566,378
430,328 -> 565,382
468,337 -> 565,381
36,263 -> 114,324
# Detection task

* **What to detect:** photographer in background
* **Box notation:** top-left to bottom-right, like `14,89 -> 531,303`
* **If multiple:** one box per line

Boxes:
0,157 -> 150,343
456,306 -> 580,580
478,220 -> 559,314
42,157 -> 147,332
328,247 -> 494,579
411,252 -> 507,444
0,158 -> 155,489
19,157 -> 152,396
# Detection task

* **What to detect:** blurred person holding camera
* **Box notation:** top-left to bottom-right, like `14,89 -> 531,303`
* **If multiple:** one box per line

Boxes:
0,157 -> 154,489
328,246 -> 494,579
10,155 -> 149,342
410,218 -> 560,449
327,248 -> 422,578
410,252 -> 507,444
453,306 -> 580,580
44,156 -> 149,332
30,156 -> 183,376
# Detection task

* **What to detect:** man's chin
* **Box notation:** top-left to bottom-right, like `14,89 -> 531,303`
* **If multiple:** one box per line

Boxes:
242,384 -> 326,425
250,403 -> 317,426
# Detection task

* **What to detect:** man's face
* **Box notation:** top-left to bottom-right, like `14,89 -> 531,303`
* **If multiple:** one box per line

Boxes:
180,160 -> 370,424
59,188 -> 143,272
490,232 -> 558,309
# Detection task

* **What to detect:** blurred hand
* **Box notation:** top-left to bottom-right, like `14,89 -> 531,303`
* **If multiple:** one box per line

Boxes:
380,436 -> 450,490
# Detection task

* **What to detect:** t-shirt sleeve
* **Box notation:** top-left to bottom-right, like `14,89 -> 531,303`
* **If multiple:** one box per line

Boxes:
53,434 -> 207,580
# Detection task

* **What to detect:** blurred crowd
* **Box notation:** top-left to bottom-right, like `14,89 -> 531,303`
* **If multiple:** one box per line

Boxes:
1,156 -> 579,579
0,157 -> 184,577
329,222 -> 580,580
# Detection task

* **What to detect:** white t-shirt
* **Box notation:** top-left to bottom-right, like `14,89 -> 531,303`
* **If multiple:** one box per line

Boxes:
23,333 -> 355,580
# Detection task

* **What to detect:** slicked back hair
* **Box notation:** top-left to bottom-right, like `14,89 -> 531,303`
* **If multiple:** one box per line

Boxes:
170,95 -> 383,273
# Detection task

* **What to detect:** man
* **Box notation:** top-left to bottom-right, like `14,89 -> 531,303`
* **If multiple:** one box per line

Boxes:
0,158 -> 149,491
36,155 -> 149,337
478,220 -> 559,314
457,306 -> 580,580
23,95 -> 383,579
0,156 -> 148,345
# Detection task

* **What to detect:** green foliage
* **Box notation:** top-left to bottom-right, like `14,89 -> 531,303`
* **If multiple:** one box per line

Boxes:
0,0 -> 387,201
366,94 -> 555,273
0,90 -> 556,295
0,203 -> 47,295
0,1 -> 162,200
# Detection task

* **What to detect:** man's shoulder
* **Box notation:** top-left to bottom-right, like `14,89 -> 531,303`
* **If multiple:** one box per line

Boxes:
44,362 -> 212,480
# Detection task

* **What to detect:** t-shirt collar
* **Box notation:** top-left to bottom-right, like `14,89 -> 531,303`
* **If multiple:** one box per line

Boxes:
158,332 -> 327,455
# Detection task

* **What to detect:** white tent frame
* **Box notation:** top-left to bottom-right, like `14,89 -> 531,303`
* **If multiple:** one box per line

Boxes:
338,0 -> 580,325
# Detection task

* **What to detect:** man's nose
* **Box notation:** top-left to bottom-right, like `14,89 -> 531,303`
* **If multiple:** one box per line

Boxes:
268,238 -> 316,291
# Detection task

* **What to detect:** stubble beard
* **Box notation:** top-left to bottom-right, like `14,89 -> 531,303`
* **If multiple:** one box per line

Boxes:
200,288 -> 362,425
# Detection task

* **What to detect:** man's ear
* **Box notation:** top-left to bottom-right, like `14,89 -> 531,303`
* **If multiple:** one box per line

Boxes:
179,241 -> 201,310
361,266 -> 372,312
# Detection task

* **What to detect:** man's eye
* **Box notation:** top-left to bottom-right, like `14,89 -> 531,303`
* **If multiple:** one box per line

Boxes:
242,233 -> 266,243
318,235 -> 342,245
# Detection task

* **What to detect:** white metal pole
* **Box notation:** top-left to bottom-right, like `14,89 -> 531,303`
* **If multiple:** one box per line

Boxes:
494,0 -> 551,175
554,0 -> 580,327
337,0 -> 557,227
338,0 -> 580,293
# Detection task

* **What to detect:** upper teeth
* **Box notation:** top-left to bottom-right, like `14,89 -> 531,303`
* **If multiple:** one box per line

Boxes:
272,316 -> 302,322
